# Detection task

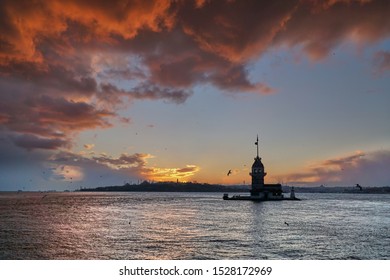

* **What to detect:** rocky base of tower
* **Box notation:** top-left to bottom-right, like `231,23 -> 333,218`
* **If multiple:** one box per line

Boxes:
223,192 -> 301,201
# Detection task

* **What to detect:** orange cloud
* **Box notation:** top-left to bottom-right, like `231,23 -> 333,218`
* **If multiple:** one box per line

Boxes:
145,165 -> 200,181
179,1 -> 298,62
0,0 -> 173,64
1,0 -> 390,151
280,150 -> 390,186
274,0 -> 390,60
54,0 -> 174,39
1,92 -> 114,149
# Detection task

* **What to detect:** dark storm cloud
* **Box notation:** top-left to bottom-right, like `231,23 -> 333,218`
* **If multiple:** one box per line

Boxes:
0,85 -> 115,149
177,0 -> 299,62
27,150 -> 149,189
179,0 -> 390,61
11,134 -> 68,150
50,151 -> 148,177
273,0 -> 390,60
123,27 -> 269,94
99,82 -> 192,104
93,153 -> 150,168
0,60 -> 97,95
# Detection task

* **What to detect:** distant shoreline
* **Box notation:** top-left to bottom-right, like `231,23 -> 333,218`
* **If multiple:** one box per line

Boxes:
76,182 -> 390,194
78,182 -> 249,193
3,183 -> 389,194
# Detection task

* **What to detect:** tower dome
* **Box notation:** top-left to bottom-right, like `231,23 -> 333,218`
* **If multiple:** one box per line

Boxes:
252,156 -> 264,168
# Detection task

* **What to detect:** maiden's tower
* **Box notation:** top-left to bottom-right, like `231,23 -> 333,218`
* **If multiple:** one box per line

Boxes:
223,136 -> 298,201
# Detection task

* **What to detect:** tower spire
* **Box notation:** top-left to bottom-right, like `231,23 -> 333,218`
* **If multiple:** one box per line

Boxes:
255,134 -> 259,158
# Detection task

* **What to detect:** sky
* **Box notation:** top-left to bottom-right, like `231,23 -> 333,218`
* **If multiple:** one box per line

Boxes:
0,0 -> 389,191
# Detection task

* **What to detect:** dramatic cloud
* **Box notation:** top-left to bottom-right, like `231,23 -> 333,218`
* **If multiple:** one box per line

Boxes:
99,82 -> 192,104
11,134 -> 69,151
0,138 -> 55,190
0,87 -> 115,149
274,0 -> 390,60
1,0 -> 389,151
0,0 -> 389,190
179,0 -> 390,61
178,0 -> 298,62
281,150 -> 390,186
92,153 -> 152,169
0,0 -> 173,63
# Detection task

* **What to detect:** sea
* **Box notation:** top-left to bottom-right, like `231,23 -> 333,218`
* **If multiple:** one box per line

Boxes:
0,192 -> 389,260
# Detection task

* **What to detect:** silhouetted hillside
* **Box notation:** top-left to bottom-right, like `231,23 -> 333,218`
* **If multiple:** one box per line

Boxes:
79,181 -> 250,192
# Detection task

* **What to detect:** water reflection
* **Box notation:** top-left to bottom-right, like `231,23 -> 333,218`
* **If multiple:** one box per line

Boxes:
1,192 -> 390,259
127,195 -> 202,259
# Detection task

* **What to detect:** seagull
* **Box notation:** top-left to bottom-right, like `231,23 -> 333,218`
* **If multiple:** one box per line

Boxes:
284,222 -> 289,226
227,170 -> 232,176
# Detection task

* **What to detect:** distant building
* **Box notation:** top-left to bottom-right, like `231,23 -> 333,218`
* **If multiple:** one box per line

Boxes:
223,135 -> 298,201
250,151 -> 283,199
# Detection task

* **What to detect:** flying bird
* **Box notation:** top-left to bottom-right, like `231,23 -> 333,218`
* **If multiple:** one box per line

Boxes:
227,170 -> 232,176
284,222 -> 289,226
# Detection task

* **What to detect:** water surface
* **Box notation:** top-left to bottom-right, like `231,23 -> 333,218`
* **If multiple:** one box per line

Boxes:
1,192 -> 389,259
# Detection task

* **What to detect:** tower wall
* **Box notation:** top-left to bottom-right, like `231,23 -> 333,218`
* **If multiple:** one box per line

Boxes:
250,156 -> 265,196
